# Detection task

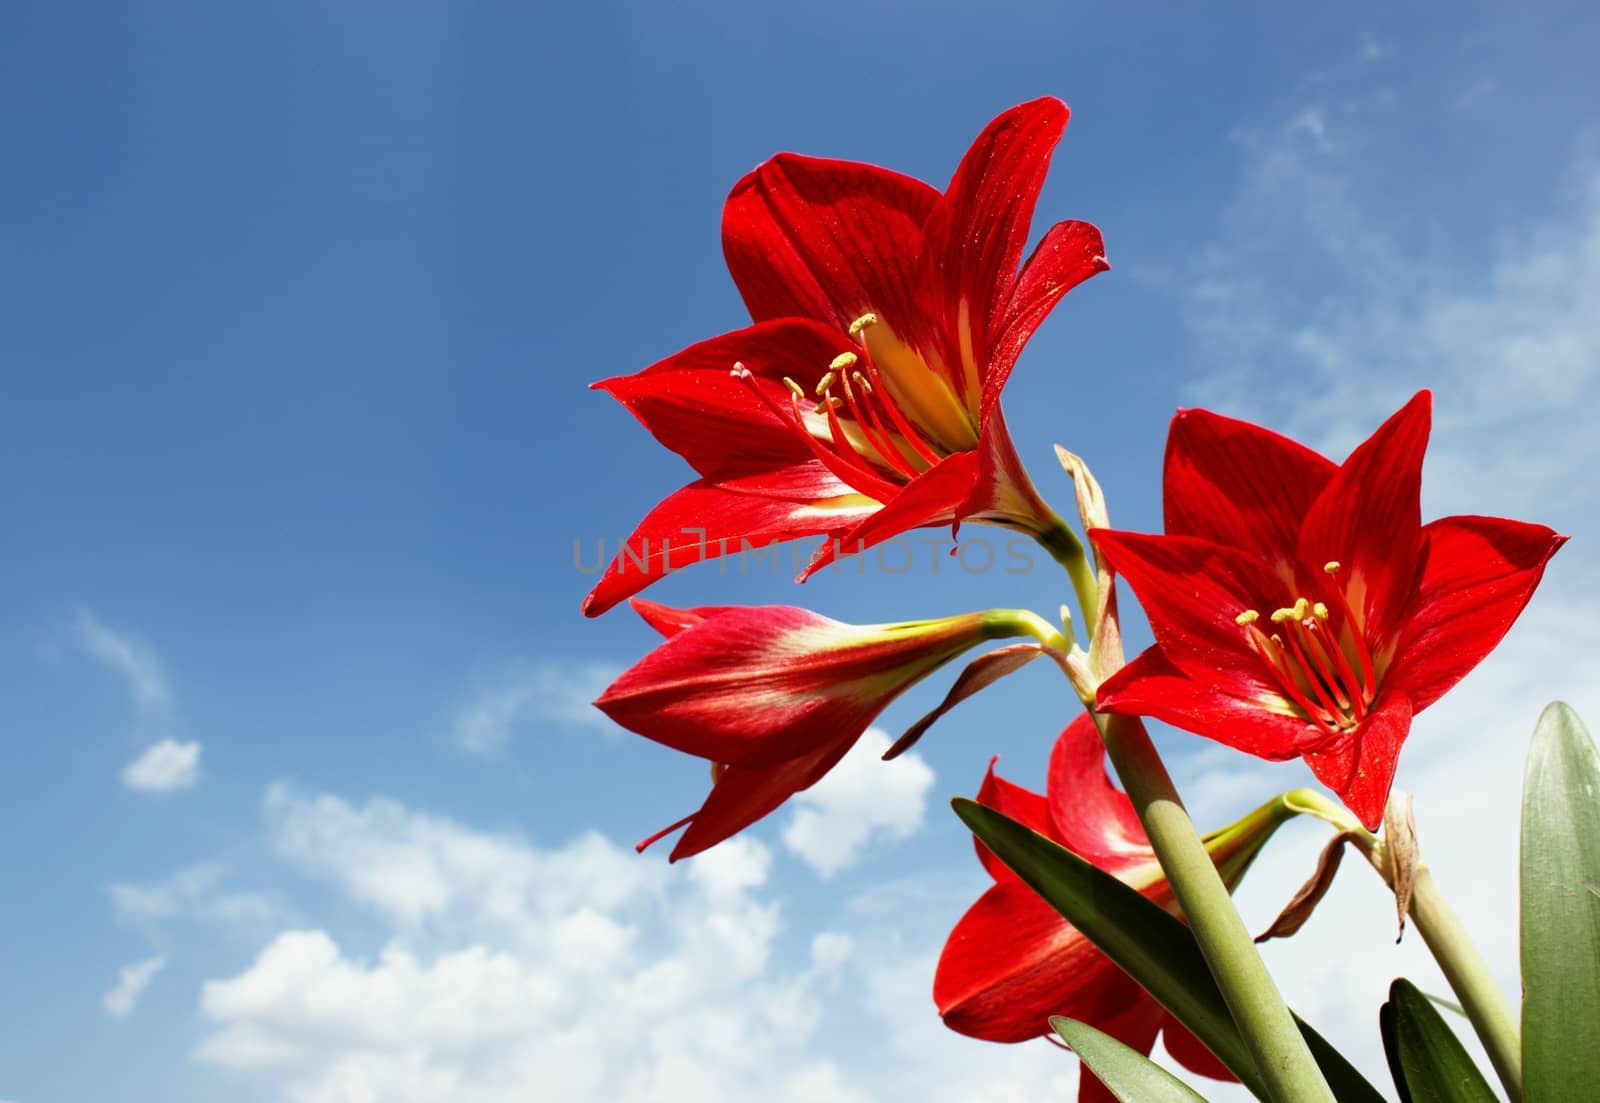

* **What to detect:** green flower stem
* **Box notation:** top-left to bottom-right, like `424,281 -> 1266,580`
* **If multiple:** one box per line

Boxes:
1034,518 -> 1100,638
1277,788 -> 1523,1100
1094,710 -> 1338,1103
1407,867 -> 1524,1101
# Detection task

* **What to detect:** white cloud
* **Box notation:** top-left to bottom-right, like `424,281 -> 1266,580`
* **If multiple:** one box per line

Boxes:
73,609 -> 170,713
103,955 -> 166,1018
110,862 -> 286,938
450,660 -> 623,755
781,728 -> 936,878
121,739 -> 202,792
197,787 -> 880,1103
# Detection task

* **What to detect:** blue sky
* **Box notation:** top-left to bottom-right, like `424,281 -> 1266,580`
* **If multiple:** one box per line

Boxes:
3,3 -> 1598,1100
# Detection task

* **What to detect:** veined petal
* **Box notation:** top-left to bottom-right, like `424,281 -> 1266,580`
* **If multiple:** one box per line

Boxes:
1045,715 -> 1152,871
1163,407 -> 1337,568
963,404 -> 1056,535
1385,516 -> 1566,712
722,153 -> 938,334
594,318 -> 854,481
799,451 -> 980,579
920,97 -> 1071,411
1096,647 -> 1311,761
934,879 -> 1141,1044
580,476 -> 879,618
595,605 -> 990,768
1303,691 -> 1414,831
984,219 -> 1108,424
667,736 -> 854,861
1298,391 -> 1431,653
888,643 -> 1045,762
1090,530 -> 1286,694
973,754 -> 1055,883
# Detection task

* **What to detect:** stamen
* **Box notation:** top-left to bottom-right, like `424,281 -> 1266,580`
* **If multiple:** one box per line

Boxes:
1324,561 -> 1341,574
1313,602 -> 1330,620
782,377 -> 805,399
815,371 -> 837,396
852,371 -> 873,394
848,312 -> 879,336
1236,609 -> 1260,625
829,351 -> 859,372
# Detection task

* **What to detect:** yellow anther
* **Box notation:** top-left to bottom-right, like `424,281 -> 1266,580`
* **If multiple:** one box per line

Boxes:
829,351 -> 859,372
1236,609 -> 1260,626
1312,602 -> 1330,620
852,371 -> 873,393
848,312 -> 879,336
1292,597 -> 1310,619
815,371 -> 837,396
782,376 -> 805,399
1323,561 -> 1341,573
1270,606 -> 1298,623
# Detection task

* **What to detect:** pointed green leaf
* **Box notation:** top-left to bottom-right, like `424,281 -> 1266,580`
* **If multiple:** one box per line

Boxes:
1521,701 -> 1600,1101
1050,1016 -> 1212,1102
953,797 -> 1385,1103
1380,979 -> 1497,1103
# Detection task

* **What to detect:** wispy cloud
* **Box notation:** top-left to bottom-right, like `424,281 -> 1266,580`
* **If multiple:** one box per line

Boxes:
120,739 -> 202,792
450,660 -> 623,756
781,728 -> 935,878
103,956 -> 166,1018
110,863 -> 285,936
73,609 -> 170,713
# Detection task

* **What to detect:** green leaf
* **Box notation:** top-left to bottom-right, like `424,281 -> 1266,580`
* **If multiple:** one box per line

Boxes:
1380,978 -> 1497,1103
1050,1016 -> 1212,1102
1521,700 -> 1600,1101
953,797 -> 1385,1103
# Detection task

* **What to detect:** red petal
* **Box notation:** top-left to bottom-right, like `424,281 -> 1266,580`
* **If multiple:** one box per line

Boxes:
919,98 -> 1071,411
1162,1013 -> 1237,1082
721,153 -> 938,333
1096,647 -> 1311,761
1298,391 -> 1431,653
1163,407 -> 1337,569
1303,691 -> 1414,831
594,319 -> 853,482
984,219 -> 1108,425
627,599 -> 741,639
1385,516 -> 1566,712
580,476 -> 877,617
963,405 -> 1055,533
973,755 -> 1054,883
668,736 -> 854,861
934,879 -> 1140,1044
1046,715 -> 1153,871
799,451 -> 980,579
1089,530 -> 1286,697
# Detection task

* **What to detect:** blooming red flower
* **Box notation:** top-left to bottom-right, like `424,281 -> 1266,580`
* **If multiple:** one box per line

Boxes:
581,97 -> 1108,616
594,599 -> 1019,860
935,716 -> 1248,1102
1092,391 -> 1566,828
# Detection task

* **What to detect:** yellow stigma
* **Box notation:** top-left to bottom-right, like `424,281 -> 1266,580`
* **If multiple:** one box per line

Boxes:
848,312 -> 879,336
782,377 -> 805,399
815,371 -> 837,396
1312,601 -> 1330,619
1324,560 -> 1341,573
1236,609 -> 1260,625
829,351 -> 859,372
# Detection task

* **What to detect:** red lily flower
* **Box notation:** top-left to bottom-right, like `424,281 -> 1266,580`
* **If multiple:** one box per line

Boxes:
1092,391 -> 1566,828
594,599 -> 1019,860
581,97 -> 1108,616
936,716 -> 1256,1102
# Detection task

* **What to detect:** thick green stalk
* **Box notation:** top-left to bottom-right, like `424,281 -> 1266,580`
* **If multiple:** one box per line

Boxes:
1408,868 -> 1524,1101
1095,711 -> 1337,1103
1034,519 -> 1100,637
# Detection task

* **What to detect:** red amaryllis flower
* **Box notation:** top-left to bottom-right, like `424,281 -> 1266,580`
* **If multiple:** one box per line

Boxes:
595,599 -> 1024,860
1092,391 -> 1566,828
936,716 -> 1264,1102
581,97 -> 1108,616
